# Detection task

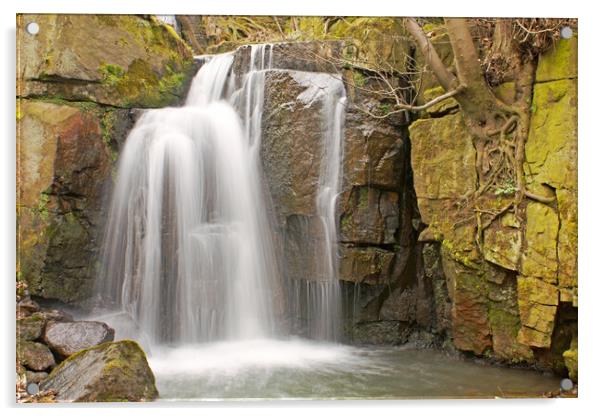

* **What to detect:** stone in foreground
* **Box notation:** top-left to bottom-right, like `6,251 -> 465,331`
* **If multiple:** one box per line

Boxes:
41,340 -> 158,402
43,321 -> 115,359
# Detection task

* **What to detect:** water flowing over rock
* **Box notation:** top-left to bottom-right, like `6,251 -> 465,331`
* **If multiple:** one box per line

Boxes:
43,321 -> 115,358
17,15 -> 196,304
97,48 -> 284,344
40,340 -> 158,402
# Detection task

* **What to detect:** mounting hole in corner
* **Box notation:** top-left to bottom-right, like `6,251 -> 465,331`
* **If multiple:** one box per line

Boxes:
26,382 -> 39,395
25,22 -> 40,35
560,26 -> 573,39
560,378 -> 574,391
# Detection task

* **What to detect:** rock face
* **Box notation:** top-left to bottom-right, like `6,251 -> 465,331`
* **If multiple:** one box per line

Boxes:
17,101 -> 114,302
41,340 -> 158,402
17,14 -> 195,303
43,321 -> 115,359
407,33 -> 577,373
255,40 -> 422,341
18,14 -> 194,107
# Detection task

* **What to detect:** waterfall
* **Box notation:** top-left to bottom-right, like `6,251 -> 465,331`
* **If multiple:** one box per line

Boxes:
97,51 -> 279,344
289,75 -> 347,342
97,43 -> 346,346
313,84 -> 347,341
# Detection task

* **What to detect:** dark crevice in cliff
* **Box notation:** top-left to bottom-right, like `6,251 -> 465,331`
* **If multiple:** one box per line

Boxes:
17,95 -> 130,110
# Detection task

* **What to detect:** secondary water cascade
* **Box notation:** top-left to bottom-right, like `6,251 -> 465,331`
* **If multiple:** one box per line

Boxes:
97,44 -> 346,346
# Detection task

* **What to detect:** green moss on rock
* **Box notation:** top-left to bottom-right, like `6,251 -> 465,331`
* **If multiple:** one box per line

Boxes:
41,340 -> 158,402
17,312 -> 46,341
562,337 -> 578,381
536,36 -> 577,83
520,202 -> 559,284
19,14 -> 194,107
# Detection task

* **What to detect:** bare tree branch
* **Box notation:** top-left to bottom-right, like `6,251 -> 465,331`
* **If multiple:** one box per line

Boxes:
357,85 -> 464,119
405,18 -> 459,92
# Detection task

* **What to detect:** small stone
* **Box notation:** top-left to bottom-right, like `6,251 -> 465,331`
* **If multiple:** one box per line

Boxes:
17,312 -> 46,341
26,370 -> 49,384
40,309 -> 74,323
17,341 -> 56,371
17,298 -> 40,317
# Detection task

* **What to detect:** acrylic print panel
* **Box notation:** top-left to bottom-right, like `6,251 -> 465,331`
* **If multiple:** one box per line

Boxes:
16,14 -> 578,402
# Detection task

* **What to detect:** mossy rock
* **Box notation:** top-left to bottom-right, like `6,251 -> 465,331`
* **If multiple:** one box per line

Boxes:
536,36 -> 577,83
562,337 -> 578,381
422,86 -> 458,116
17,312 -> 46,341
520,202 -> 559,284
40,340 -> 158,402
18,14 -> 194,107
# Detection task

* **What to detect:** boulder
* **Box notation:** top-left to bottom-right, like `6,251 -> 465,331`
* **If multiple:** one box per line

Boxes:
41,340 -> 158,402
343,92 -> 406,189
231,41 -> 342,82
441,251 -> 492,355
422,86 -> 458,116
409,112 -> 478,261
43,321 -> 115,359
17,312 -> 46,341
18,341 -> 56,371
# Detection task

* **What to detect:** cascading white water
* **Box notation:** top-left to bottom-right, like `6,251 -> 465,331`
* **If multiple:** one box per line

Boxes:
289,74 -> 347,342
312,83 -> 347,341
98,42 -> 346,347
97,51 -> 280,344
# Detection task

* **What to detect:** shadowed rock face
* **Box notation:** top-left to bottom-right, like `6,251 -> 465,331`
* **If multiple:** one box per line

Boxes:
17,101 -> 115,303
43,321 -> 115,359
41,340 -> 158,402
